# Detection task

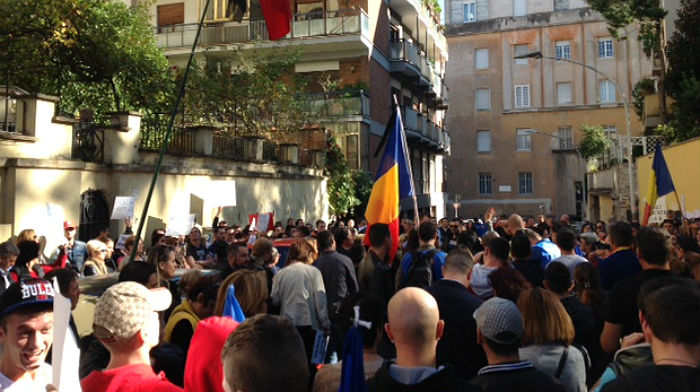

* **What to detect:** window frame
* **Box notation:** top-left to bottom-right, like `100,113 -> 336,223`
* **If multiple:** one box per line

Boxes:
479,173 -> 493,195
514,44 -> 529,65
558,126 -> 573,150
555,41 -> 571,60
463,1 -> 476,22
557,82 -> 572,105
475,48 -> 489,70
598,38 -> 614,59
476,130 -> 492,153
514,84 -> 531,108
518,171 -> 533,195
516,129 -> 532,152
475,88 -> 491,111
599,80 -> 616,103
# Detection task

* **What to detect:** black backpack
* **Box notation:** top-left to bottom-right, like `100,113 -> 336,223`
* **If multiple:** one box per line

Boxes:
401,249 -> 438,289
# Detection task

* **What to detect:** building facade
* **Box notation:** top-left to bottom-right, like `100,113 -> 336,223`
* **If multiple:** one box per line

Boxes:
148,0 -> 450,218
444,0 -> 652,219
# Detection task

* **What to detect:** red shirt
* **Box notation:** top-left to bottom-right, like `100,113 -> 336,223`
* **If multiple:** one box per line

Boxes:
81,364 -> 183,392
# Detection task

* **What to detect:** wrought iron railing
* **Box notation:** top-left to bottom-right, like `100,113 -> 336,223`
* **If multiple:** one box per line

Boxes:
139,114 -> 196,155
72,121 -> 104,162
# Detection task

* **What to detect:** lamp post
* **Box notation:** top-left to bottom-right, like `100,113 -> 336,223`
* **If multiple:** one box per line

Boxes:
514,51 -> 636,219
525,129 -> 586,220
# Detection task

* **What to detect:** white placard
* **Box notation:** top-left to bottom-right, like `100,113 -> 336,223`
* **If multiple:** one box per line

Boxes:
310,330 -> 329,365
52,278 -> 82,391
256,213 -> 271,233
115,234 -> 131,249
498,185 -> 512,193
111,196 -> 136,220
197,181 -> 237,207
166,213 -> 196,236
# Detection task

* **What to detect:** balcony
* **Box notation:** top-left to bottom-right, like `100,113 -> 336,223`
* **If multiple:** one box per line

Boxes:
155,9 -> 369,49
401,106 -> 444,148
389,40 -> 430,86
303,91 -> 370,119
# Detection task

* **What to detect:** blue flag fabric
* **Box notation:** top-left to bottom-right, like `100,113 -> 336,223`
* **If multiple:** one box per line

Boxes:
338,326 -> 368,392
222,284 -> 246,323
652,142 -> 675,196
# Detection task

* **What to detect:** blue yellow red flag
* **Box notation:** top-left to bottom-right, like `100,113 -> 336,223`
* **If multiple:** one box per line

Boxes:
642,143 -> 676,225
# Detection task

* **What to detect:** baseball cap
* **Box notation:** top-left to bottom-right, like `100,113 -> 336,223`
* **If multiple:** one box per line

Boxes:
0,279 -> 55,317
64,220 -> 76,230
473,297 -> 523,345
93,281 -> 171,340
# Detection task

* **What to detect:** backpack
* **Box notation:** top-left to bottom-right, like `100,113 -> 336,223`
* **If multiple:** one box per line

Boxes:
401,249 -> 438,289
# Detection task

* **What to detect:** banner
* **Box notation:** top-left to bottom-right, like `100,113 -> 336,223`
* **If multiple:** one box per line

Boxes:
111,196 -> 136,220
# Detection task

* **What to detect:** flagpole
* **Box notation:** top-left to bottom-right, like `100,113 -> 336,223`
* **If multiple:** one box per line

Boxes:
393,95 -> 420,225
673,190 -> 685,218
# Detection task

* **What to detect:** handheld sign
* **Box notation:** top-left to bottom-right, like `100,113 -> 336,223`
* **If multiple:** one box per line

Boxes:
111,196 -> 136,220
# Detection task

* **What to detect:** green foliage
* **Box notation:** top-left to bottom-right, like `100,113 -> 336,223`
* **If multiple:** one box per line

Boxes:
631,78 -> 656,117
421,0 -> 442,17
1,0 -> 171,118
585,0 -> 666,56
579,125 -> 612,158
350,170 -> 373,218
657,77 -> 700,142
325,132 -> 361,217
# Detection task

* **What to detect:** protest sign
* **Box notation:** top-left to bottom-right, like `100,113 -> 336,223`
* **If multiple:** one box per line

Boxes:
166,213 -> 196,236
194,180 -> 236,207
52,278 -> 82,391
111,196 -> 136,220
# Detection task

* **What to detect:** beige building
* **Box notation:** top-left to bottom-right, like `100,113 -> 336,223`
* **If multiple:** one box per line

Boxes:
444,0 -> 652,219
147,0 -> 450,218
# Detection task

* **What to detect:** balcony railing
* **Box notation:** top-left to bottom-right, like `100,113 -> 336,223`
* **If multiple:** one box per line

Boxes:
155,9 -> 369,49
304,91 -> 370,118
401,106 -> 444,146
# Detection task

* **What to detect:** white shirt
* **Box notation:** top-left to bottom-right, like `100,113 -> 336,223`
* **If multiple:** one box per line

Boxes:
0,268 -> 10,289
0,363 -> 52,392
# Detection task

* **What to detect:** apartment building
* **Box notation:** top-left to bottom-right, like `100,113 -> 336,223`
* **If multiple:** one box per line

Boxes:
147,0 -> 450,218
444,0 -> 652,219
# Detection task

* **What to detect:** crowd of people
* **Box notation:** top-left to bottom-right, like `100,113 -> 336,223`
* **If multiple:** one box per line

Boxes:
0,209 -> 698,392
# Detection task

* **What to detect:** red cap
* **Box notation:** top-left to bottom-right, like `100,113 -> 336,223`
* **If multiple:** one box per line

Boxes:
63,221 -> 76,230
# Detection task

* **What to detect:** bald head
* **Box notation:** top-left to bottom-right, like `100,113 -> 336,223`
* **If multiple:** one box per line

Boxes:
386,288 -> 442,352
507,214 -> 524,235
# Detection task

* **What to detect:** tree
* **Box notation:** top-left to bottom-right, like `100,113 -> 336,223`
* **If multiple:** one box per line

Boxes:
0,0 -> 171,118
325,132 -> 361,217
579,125 -> 612,159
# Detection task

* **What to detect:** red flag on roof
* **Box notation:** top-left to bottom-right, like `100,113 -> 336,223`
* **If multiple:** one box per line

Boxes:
261,0 -> 291,40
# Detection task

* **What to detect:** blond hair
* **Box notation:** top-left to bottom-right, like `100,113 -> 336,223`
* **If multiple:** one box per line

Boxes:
517,287 -> 575,346
215,269 -> 269,317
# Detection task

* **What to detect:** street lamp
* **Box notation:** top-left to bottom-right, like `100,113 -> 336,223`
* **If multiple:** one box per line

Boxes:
525,129 -> 586,220
514,51 -> 636,219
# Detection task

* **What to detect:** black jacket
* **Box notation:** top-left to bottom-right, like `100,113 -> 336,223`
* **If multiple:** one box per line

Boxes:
470,362 -> 566,392
426,279 -> 486,380
358,250 -> 395,304
368,362 -> 482,392
313,250 -> 358,317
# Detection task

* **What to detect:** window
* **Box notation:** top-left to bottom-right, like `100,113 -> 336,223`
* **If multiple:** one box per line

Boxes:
479,173 -> 493,195
158,3 -> 185,27
555,41 -> 571,60
554,0 -> 569,10
598,38 -> 614,58
516,129 -> 532,151
514,44 -> 529,65
475,48 -> 489,69
557,82 -> 572,105
477,130 -> 491,153
604,125 -> 617,138
514,85 -> 530,108
518,172 -> 533,194
463,2 -> 476,22
599,80 -> 616,103
475,88 -> 491,111
513,0 -> 527,16
558,126 -> 573,149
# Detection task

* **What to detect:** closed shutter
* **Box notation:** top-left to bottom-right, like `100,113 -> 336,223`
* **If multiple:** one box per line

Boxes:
158,3 -> 185,27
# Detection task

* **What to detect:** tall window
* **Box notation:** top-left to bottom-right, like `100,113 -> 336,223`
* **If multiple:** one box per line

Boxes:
518,172 -> 533,194
475,48 -> 489,70
558,126 -> 573,149
514,44 -> 529,65
599,80 -> 616,103
477,130 -> 491,153
515,85 -> 530,108
479,173 -> 493,195
475,88 -> 491,111
513,0 -> 527,16
555,41 -> 571,60
463,2 -> 476,22
598,38 -> 614,58
516,129 -> 532,151
604,125 -> 617,138
557,82 -> 572,105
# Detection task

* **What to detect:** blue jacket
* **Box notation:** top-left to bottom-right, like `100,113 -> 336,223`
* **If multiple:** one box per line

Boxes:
67,241 -> 88,272
400,246 -> 447,284
532,239 -> 561,269
598,248 -> 641,291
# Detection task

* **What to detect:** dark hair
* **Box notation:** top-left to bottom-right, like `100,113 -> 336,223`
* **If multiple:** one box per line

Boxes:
534,222 -> 550,237
405,229 -> 419,252
636,226 -> 670,265
482,335 -> 522,357
333,227 -> 351,245
368,223 -> 391,248
678,236 -> 700,254
296,225 -> 311,237
485,237 -> 510,261
187,275 -> 220,305
608,221 -> 633,247
227,242 -> 246,256
556,227 -> 577,252
119,261 -> 157,286
573,263 -> 605,320
316,230 -> 334,251
638,280 -> 700,345
16,240 -> 40,268
417,221 -> 438,243
337,293 -> 386,349
221,314 -> 308,392
661,219 -> 675,228
150,229 -> 165,247
544,262 -> 571,295
510,232 -> 532,260
43,268 -> 78,296
489,266 -> 531,302
457,231 -> 480,254
0,241 -> 20,259
315,220 -> 326,228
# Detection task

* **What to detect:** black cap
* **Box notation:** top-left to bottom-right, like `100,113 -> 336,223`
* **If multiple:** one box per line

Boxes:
0,279 -> 55,317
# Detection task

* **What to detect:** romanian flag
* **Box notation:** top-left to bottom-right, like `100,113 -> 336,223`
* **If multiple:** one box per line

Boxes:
642,143 -> 676,225
364,106 -> 414,259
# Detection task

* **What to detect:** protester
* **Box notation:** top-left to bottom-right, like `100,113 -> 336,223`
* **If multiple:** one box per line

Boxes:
517,287 -> 587,392
600,283 -> 700,392
11,241 -> 42,281
118,235 -> 145,270
148,245 -> 180,320
553,227 -> 588,276
183,316 -> 239,392
119,260 -> 159,289
221,314 -> 309,392
511,232 -> 545,288
600,226 -> 675,353
214,269 -> 269,317
0,241 -> 20,296
397,221 -> 447,289
426,249 -> 486,380
489,266 -> 532,303
357,223 -> 395,304
220,242 -> 250,278
313,230 -> 359,319
469,237 -> 509,300
470,297 -> 566,392
505,214 -> 525,238
81,281 -> 182,392
529,226 -> 562,268
367,287 -> 480,391
598,222 -> 640,291
0,279 -> 56,391
164,275 -> 218,355
83,239 -> 110,276
49,221 -> 88,272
